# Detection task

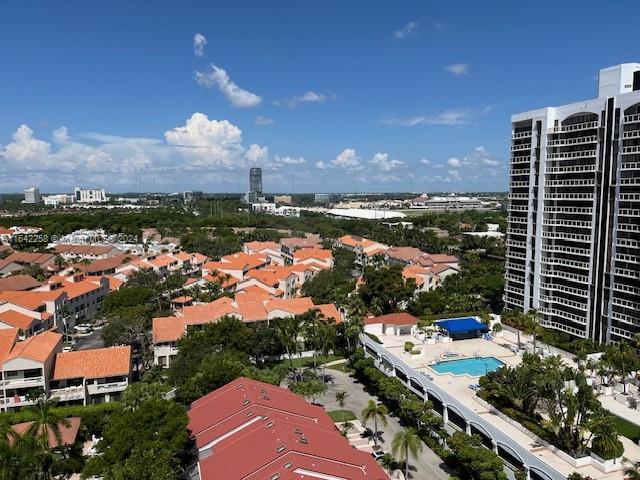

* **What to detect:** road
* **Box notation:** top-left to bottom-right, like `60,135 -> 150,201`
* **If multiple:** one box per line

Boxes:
316,368 -> 451,480
73,329 -> 105,350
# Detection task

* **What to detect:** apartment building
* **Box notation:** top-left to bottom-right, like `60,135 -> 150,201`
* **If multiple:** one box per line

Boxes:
23,187 -> 42,204
0,331 -> 62,411
504,63 -> 640,343
49,346 -> 131,405
74,187 -> 107,203
336,234 -> 389,266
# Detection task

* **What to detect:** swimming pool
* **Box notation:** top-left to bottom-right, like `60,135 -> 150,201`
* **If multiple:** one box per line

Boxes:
430,357 -> 504,377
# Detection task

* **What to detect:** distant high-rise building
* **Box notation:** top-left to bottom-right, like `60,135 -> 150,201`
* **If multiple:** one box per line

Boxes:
249,167 -> 262,194
23,187 -> 42,204
74,187 -> 107,203
504,63 -> 640,344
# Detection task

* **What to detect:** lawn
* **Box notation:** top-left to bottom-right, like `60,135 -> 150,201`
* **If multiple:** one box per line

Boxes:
327,410 -> 357,422
612,414 -> 640,442
326,362 -> 353,373
281,354 -> 344,369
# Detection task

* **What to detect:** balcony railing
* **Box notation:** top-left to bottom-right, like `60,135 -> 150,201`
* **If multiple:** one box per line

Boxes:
49,386 -> 85,402
510,143 -> 532,152
624,113 -> 640,124
0,376 -> 44,388
546,150 -> 597,160
622,130 -> 640,139
547,135 -> 597,146
512,131 -> 532,139
549,121 -> 599,133
622,146 -> 640,155
87,381 -> 128,395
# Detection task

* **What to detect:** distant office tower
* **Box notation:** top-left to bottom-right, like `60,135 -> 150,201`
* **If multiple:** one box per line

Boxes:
249,168 -> 262,194
504,63 -> 640,344
74,187 -> 107,203
24,187 -> 42,204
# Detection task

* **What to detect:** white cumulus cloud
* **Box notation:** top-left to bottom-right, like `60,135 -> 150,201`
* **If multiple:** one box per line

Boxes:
444,63 -> 469,76
370,152 -> 403,171
193,33 -> 207,57
194,64 -> 262,108
448,157 -> 462,168
286,91 -> 328,108
331,148 -> 362,170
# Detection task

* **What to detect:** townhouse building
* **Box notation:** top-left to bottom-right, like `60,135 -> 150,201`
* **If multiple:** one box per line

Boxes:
49,346 -> 131,405
0,331 -> 62,411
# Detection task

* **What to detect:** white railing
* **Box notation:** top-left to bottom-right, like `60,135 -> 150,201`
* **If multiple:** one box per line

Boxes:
550,121 -> 599,132
510,156 -> 531,164
624,113 -> 640,124
622,130 -> 640,139
547,135 -> 597,146
545,165 -> 596,174
622,146 -> 640,155
546,150 -> 597,160
512,131 -> 532,139
0,376 -> 44,387
49,386 -> 85,402
620,162 -> 640,171
510,143 -> 532,152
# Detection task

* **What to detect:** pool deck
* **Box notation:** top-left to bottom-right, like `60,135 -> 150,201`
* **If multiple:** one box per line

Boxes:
374,331 -> 640,480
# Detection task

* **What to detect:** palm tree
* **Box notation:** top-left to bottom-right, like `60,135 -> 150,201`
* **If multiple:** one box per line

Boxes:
318,321 -> 336,380
80,257 -> 91,274
378,453 -> 397,474
361,400 -> 388,447
391,427 -> 423,480
27,395 -> 70,450
336,391 -> 348,422
275,316 -> 303,380
53,254 -> 67,271
625,461 -> 640,480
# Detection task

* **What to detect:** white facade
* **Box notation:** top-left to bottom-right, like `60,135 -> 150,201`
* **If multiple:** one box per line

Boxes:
43,194 -> 75,207
504,64 -> 640,343
23,187 -> 41,204
74,187 -> 107,203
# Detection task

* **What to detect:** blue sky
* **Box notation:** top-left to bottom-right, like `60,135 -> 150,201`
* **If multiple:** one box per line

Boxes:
0,1 -> 638,193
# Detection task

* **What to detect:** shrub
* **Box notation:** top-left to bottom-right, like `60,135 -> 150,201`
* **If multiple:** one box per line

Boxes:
404,341 -> 414,352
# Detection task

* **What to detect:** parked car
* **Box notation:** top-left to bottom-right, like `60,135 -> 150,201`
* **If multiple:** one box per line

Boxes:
371,450 -> 387,461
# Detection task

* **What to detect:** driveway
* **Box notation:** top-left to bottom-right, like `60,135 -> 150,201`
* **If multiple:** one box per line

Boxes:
316,368 -> 451,480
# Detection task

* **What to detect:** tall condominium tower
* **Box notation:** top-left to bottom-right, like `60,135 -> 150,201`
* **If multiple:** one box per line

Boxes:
249,167 -> 263,194
504,63 -> 640,344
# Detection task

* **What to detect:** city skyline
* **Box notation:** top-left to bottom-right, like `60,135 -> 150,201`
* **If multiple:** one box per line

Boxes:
1,1 -> 638,193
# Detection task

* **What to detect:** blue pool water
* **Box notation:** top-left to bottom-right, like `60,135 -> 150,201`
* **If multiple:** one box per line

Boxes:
430,357 -> 504,376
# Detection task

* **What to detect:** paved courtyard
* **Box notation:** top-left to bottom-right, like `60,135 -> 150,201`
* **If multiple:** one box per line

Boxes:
315,367 -> 451,480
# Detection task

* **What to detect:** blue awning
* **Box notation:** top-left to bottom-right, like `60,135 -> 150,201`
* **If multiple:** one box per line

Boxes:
435,317 -> 489,334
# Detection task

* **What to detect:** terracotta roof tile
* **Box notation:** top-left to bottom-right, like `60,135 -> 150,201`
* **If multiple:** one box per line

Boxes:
11,417 -> 81,448
152,316 -> 185,343
364,312 -> 418,326
0,310 -> 38,330
4,331 -> 62,364
0,275 -> 41,292
52,346 -> 131,380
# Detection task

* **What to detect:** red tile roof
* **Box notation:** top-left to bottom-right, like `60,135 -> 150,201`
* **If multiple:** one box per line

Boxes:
52,346 -> 131,380
293,248 -> 332,261
152,316 -> 185,343
189,378 -> 386,480
364,312 -> 418,326
180,297 -> 238,325
3,331 -> 62,364
79,254 -> 138,274
315,303 -> 342,323
11,417 -> 81,448
0,310 -> 38,330
0,328 -> 18,363
0,275 -> 41,292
